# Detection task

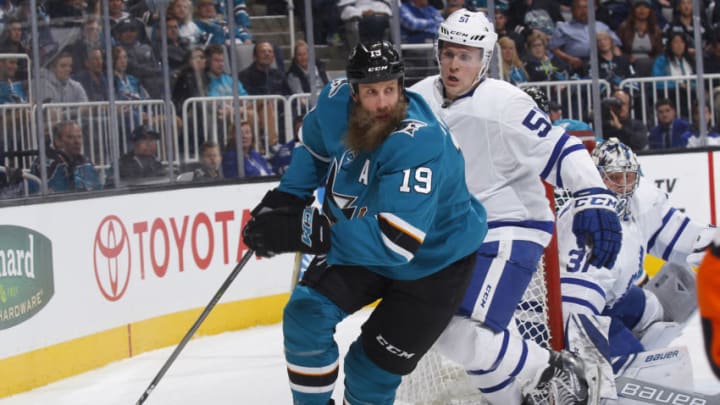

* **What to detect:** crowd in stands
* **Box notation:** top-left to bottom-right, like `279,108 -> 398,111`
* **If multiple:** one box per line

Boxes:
3,0 -> 720,199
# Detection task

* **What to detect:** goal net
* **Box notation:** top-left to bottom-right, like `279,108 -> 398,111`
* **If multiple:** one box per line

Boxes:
395,182 -> 565,405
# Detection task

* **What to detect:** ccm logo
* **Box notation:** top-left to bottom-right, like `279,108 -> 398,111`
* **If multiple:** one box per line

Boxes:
619,382 -> 707,405
376,334 -> 415,359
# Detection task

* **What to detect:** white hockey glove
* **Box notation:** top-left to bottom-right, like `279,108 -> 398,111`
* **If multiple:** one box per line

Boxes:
572,188 -> 622,269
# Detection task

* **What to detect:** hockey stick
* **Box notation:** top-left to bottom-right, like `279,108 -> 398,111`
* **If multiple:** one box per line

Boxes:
136,249 -> 255,405
616,376 -> 720,404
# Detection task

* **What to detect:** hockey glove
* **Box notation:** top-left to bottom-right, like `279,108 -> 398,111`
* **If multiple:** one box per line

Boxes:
250,188 -> 313,217
243,206 -> 331,257
571,188 -> 622,269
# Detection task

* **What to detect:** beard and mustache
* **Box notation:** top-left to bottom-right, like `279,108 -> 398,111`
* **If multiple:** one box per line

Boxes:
344,95 -> 408,153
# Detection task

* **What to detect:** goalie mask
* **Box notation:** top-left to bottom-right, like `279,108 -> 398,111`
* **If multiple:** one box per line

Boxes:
591,137 -> 640,218
436,8 -> 497,83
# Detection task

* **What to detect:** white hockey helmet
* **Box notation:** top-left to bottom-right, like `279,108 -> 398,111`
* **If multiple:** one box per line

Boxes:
592,137 -> 640,216
436,8 -> 498,81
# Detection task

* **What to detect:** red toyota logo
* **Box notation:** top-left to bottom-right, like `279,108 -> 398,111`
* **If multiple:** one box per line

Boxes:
94,215 -> 132,301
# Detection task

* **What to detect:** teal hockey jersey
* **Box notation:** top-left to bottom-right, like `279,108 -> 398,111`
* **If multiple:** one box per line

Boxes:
279,79 -> 487,280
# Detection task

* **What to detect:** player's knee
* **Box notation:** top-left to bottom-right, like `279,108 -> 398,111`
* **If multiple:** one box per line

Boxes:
357,327 -> 421,375
283,285 -> 345,352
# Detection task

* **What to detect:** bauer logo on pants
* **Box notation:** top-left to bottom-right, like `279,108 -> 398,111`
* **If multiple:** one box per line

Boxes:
0,225 -> 54,330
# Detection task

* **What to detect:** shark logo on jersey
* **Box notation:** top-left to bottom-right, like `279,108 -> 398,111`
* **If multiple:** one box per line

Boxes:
328,79 -> 347,98
395,120 -> 427,137
324,159 -> 361,221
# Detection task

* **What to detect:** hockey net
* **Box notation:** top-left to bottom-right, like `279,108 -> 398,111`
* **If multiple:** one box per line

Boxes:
395,182 -> 565,405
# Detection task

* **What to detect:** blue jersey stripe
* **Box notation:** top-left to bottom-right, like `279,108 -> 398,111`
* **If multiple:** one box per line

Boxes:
555,143 -> 587,188
661,217 -> 690,260
560,277 -> 607,299
540,134 -> 570,180
647,208 -> 677,252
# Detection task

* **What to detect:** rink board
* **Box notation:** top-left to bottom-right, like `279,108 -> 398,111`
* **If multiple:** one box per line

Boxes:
0,181 -> 297,397
0,149 -> 717,398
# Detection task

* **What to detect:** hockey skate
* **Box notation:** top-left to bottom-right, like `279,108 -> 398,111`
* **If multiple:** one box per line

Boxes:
521,351 -> 590,405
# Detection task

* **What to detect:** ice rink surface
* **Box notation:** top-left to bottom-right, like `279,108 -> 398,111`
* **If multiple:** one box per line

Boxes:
1,308 -> 718,405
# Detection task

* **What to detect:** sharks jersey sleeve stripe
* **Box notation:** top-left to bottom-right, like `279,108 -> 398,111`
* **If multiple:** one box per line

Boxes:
378,213 -> 423,261
379,212 -> 426,244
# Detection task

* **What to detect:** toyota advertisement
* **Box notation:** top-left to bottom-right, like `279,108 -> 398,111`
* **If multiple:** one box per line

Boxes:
0,182 -> 296,360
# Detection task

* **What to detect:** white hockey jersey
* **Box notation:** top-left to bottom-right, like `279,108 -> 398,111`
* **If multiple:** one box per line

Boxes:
558,179 -> 708,313
410,77 -> 606,245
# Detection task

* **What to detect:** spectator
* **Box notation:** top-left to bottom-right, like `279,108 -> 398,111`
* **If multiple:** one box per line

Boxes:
192,140 -> 223,181
338,0 -> 391,49
549,0 -> 621,76
286,39 -> 329,94
119,125 -> 166,179
168,0 -> 202,45
651,31 -> 695,117
107,0 -> 131,27
498,36 -> 528,85
238,41 -> 290,96
0,57 -> 26,103
113,17 -> 163,98
0,165 -> 25,199
74,47 -> 109,101
152,16 -> 191,77
0,18 -> 29,80
523,9 -> 556,41
506,0 -> 563,32
38,51 -> 88,103
399,0 -> 443,44
29,120 -> 102,193
615,0 -> 664,77
648,98 -> 690,149
63,16 -> 103,74
683,101 -> 720,147
238,41 -> 289,146
222,120 -> 274,178
172,46 -> 208,111
268,114 -> 302,175
600,89 -> 649,151
493,6 -> 526,57
172,47 -> 208,156
597,29 -> 635,90
205,44 -> 247,98
112,46 -> 149,101
194,0 -> 252,45
548,100 -> 594,131
524,31 -> 570,82
704,29 -> 720,74
664,0 -> 706,57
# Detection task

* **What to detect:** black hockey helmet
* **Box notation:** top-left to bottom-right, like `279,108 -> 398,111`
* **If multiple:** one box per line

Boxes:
523,86 -> 549,113
346,41 -> 404,93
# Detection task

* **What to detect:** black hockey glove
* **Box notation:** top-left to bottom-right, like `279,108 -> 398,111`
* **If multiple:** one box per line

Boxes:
571,188 -> 622,269
251,188 -> 313,217
243,206 -> 331,257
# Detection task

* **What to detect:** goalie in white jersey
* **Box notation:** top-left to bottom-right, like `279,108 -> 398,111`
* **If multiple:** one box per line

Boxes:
410,8 -> 622,405
557,138 -> 715,397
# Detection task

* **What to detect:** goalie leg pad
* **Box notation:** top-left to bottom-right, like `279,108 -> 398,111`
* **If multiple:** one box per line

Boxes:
614,346 -> 694,393
644,261 -> 697,324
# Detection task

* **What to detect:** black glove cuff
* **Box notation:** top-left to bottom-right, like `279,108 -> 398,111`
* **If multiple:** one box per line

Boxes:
253,189 -> 314,216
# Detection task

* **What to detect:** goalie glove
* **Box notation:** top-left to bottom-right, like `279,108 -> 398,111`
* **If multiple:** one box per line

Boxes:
572,188 -> 622,269
243,206 -> 331,257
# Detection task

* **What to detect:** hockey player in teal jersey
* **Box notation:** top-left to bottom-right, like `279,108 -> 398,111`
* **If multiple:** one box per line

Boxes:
242,41 -> 487,404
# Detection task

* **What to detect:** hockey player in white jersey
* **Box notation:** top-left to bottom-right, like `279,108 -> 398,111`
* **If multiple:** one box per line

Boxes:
410,8 -> 622,405
557,137 -> 715,398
